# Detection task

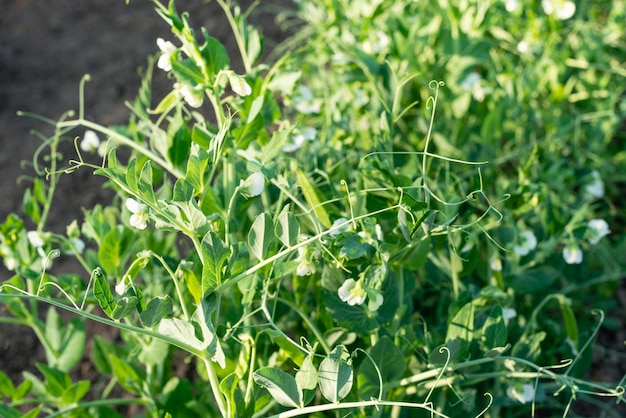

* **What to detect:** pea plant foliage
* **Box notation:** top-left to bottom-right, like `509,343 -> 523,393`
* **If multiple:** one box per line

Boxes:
1,0 -> 625,417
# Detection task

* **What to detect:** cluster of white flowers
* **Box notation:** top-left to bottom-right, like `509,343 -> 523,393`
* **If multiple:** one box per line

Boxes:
338,278 -> 384,311
460,72 -> 492,102
283,127 -> 317,153
126,198 -> 149,230
156,38 -> 251,109
507,383 -> 536,404
27,230 -> 57,269
80,130 -> 107,157
292,85 -> 321,114
513,229 -> 537,257
242,172 -> 265,197
562,219 -> 611,265
583,170 -> 604,200
294,243 -> 318,277
541,0 -> 576,20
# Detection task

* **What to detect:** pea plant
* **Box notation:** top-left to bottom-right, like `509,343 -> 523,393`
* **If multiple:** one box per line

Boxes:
1,0 -> 625,417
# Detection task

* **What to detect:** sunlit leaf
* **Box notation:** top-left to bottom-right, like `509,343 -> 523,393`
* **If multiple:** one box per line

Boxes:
318,345 -> 353,403
253,367 -> 302,408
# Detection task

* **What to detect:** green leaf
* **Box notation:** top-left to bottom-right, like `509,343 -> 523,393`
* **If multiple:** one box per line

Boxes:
445,301 -> 475,360
233,112 -> 264,149
98,226 -> 130,277
201,231 -> 230,294
295,353 -> 318,391
0,405 -> 24,418
220,373 -> 246,418
197,296 -> 226,369
358,336 -> 405,400
111,296 -> 139,320
140,296 -> 174,328
184,142 -> 209,195
247,213 -> 275,261
274,209 -> 300,247
109,355 -> 142,394
253,367 -> 302,408
158,299 -> 225,368
318,345 -> 353,403
247,95 -> 264,124
339,235 -> 374,260
126,157 -> 139,192
173,178 -> 195,202
57,318 -> 86,372
265,329 -> 305,367
93,269 -> 115,318
481,305 -> 507,352
0,370 -> 15,397
295,168 -> 331,227
557,296 -> 579,350
200,34 -> 230,78
171,58 -> 203,86
35,363 -> 71,397
246,26 -> 263,65
511,332 -> 546,362
12,379 -> 33,402
191,124 -> 211,149
61,380 -> 90,404
92,336 -> 122,375
138,160 -> 157,204
138,338 -> 170,366
267,71 -> 301,95
152,90 -> 179,115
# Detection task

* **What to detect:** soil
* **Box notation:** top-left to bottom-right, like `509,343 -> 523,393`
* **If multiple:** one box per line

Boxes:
0,1 -> 624,417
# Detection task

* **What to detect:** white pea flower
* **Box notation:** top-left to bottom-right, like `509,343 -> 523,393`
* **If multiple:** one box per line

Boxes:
329,218 -> 350,237
502,0 -> 518,12
502,308 -> 517,326
175,83 -> 204,108
490,256 -> 503,272
507,383 -> 535,404
126,198 -> 149,230
292,85 -> 321,114
374,224 -> 384,242
63,237 -> 85,255
563,242 -> 583,264
513,229 -> 537,256
115,276 -> 131,295
80,130 -> 100,153
517,40 -> 530,54
542,0 -> 576,20
283,127 -> 317,152
243,172 -> 265,197
27,231 -> 45,248
227,72 -> 252,97
295,246 -> 316,276
362,31 -> 390,54
583,170 -> 604,200
587,219 -> 610,245
156,38 -> 177,72
338,278 -> 367,306
459,72 -> 492,102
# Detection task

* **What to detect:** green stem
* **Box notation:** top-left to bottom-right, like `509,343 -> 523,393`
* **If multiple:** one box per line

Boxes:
57,119 -> 183,178
277,297 -> 330,355
216,0 -> 252,73
43,397 -> 149,418
203,357 -> 227,417
0,292 -> 205,358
